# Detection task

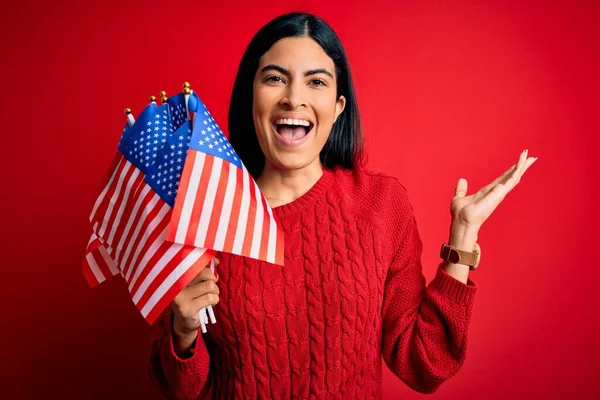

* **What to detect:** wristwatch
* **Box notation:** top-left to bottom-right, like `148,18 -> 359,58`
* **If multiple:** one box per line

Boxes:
440,242 -> 481,270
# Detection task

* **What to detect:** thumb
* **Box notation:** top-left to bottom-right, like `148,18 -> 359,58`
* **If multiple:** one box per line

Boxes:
454,178 -> 468,199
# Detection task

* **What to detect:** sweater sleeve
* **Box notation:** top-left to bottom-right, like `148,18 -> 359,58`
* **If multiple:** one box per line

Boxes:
380,179 -> 477,394
148,307 -> 214,399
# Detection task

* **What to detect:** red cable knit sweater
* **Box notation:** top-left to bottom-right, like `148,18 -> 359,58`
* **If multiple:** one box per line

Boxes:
148,165 -> 477,399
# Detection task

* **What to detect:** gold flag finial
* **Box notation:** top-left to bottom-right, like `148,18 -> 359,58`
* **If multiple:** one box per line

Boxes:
159,90 -> 168,103
149,95 -> 157,103
124,107 -> 135,126
182,81 -> 191,95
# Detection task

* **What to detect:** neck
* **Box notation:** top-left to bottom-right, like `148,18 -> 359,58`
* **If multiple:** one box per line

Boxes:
256,160 -> 324,208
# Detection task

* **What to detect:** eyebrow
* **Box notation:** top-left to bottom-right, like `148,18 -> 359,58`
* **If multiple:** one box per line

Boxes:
260,64 -> 334,79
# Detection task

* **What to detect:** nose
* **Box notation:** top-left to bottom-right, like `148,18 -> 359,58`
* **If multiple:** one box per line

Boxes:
279,81 -> 306,109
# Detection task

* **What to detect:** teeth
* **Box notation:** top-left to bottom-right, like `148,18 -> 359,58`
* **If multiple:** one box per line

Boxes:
275,118 -> 311,126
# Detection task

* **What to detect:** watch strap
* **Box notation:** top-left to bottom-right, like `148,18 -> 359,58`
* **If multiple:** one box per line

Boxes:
440,243 -> 481,269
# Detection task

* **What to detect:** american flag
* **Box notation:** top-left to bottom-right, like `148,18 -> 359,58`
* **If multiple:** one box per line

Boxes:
82,119 -> 134,287
84,93 -> 215,324
167,95 -> 285,266
81,231 -> 118,287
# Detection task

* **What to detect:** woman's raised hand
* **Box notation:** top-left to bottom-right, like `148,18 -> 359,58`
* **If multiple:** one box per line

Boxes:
451,149 -> 538,230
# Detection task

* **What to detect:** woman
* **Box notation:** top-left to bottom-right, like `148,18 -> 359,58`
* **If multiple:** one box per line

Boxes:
148,12 -> 536,399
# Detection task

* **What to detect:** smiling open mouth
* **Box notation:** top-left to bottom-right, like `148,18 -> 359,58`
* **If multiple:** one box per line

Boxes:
273,118 -> 314,140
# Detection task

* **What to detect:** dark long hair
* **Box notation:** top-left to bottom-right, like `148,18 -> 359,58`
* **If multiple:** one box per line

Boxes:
228,12 -> 363,179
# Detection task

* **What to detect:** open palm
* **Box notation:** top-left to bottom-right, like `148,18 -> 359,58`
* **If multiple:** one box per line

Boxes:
451,150 -> 538,230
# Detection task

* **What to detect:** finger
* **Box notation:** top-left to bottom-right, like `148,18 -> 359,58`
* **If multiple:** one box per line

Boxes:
519,156 -> 538,177
172,290 -> 220,320
475,151 -> 536,201
190,292 -> 220,313
469,154 -> 537,209
454,178 -> 468,199
190,258 -> 219,278
501,150 -> 527,189
187,266 -> 218,287
495,163 -> 518,186
209,258 -> 218,279
474,183 -> 507,215
473,155 -> 538,214
471,162 -> 517,202
516,149 -> 528,171
472,167 -> 510,203
505,151 -> 535,190
209,258 -> 219,282
186,279 -> 220,299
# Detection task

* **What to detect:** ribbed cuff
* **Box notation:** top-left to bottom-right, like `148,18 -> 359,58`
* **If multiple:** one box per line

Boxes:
430,263 -> 477,306
160,308 -> 208,374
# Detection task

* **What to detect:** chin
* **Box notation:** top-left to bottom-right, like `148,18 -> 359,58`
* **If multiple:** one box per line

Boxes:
268,154 -> 314,172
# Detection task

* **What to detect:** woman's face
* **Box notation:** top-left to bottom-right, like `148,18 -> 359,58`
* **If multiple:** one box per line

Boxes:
252,36 -> 346,173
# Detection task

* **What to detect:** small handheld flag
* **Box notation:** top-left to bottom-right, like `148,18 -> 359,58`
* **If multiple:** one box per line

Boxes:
167,93 -> 285,266
83,82 -> 285,327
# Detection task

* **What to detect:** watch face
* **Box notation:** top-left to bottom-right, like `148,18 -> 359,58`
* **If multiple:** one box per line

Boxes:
449,249 -> 461,264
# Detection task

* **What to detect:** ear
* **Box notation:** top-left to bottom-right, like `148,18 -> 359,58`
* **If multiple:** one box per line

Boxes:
333,95 -> 346,123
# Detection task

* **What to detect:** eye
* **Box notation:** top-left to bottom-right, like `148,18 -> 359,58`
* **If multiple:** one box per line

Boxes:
265,75 -> 285,84
310,78 -> 327,87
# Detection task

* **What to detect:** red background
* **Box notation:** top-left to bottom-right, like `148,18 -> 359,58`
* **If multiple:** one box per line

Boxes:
1,0 -> 598,398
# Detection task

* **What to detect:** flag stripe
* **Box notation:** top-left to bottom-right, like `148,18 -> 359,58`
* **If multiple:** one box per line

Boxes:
90,154 -> 125,222
121,190 -> 164,276
91,156 -> 129,226
128,223 -> 168,294
82,236 -> 119,287
249,180 -> 265,260
213,162 -> 238,250
204,160 -> 230,250
83,251 -> 107,284
136,244 -> 208,309
82,257 -> 105,287
106,168 -> 144,245
232,168 -> 251,254
140,247 -> 215,324
185,153 -> 214,246
126,200 -> 171,283
222,166 -> 244,254
132,227 -> 190,305
241,177 -> 258,257
168,149 -> 197,244
113,184 -> 153,262
264,197 -> 277,264
97,161 -> 136,238
257,186 -> 271,263
275,226 -> 285,265
114,174 -> 151,248
194,156 -> 223,247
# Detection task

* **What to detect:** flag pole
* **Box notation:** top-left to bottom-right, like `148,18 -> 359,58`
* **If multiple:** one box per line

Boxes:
124,108 -> 135,127
182,81 -> 217,332
183,81 -> 191,121
207,259 -> 217,324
